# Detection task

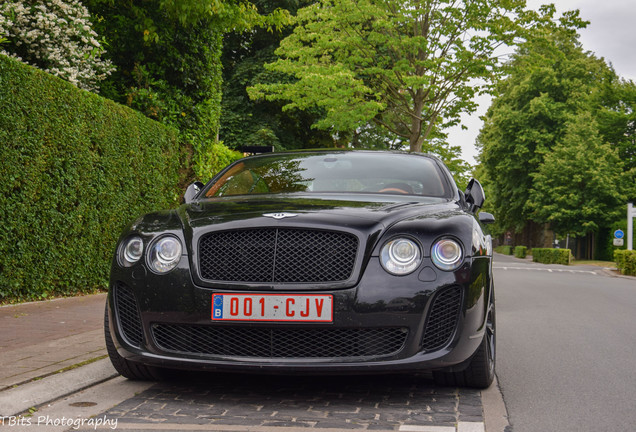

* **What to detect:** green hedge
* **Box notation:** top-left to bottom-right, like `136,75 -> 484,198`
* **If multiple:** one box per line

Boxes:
0,55 -> 184,302
532,248 -> 572,265
614,250 -> 636,276
514,246 -> 527,259
495,245 -> 513,255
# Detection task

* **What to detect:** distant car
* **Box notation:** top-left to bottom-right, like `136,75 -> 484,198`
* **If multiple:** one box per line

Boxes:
105,150 -> 496,388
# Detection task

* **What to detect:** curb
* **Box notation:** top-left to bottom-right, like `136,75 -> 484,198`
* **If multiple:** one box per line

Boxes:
481,376 -> 510,432
600,267 -> 636,279
0,358 -> 118,416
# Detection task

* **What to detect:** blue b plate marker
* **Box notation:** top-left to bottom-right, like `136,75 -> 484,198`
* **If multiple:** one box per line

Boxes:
212,294 -> 223,319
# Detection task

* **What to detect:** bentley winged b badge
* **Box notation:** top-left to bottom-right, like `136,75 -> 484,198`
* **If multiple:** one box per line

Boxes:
263,212 -> 299,220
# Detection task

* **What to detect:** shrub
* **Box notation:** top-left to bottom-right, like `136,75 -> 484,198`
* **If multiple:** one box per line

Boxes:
614,250 -> 636,276
0,55 -> 182,302
494,245 -> 513,255
0,0 -> 114,92
514,246 -> 527,259
189,134 -> 243,181
532,248 -> 572,265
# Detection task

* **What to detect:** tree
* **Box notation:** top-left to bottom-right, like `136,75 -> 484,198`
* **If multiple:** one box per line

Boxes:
477,24 -> 615,232
248,0 -> 566,154
85,0 -> 288,178
220,0 -> 335,152
0,0 -> 114,92
86,0 -> 223,138
595,78 -> 636,202
527,113 -> 626,237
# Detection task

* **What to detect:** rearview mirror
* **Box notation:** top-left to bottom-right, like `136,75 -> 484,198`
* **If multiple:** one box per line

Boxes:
183,181 -> 204,204
464,179 -> 485,213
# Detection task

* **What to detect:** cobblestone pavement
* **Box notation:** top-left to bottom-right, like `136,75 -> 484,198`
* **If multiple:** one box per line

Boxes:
101,372 -> 483,431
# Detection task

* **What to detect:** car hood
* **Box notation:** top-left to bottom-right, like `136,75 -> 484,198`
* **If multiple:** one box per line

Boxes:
179,194 -> 459,230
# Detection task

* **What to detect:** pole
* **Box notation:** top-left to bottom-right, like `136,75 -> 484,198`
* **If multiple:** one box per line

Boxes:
629,203 -> 634,251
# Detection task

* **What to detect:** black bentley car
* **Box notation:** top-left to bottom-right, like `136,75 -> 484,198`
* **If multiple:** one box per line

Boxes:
105,150 -> 496,388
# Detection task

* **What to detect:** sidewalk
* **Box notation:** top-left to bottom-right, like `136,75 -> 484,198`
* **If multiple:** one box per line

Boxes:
0,293 -> 115,415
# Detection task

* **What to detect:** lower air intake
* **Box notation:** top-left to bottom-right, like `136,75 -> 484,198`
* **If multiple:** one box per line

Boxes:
421,285 -> 463,352
114,283 -> 143,347
152,325 -> 408,359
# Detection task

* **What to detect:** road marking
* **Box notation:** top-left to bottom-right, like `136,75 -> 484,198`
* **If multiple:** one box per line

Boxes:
93,424 -> 485,432
494,266 -> 597,275
457,422 -> 486,432
399,426 -> 455,432
398,424 -> 485,432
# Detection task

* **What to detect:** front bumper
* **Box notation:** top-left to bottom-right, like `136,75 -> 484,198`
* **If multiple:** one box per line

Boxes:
107,256 -> 491,374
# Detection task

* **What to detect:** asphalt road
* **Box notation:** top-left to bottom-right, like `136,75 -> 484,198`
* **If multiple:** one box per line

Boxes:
494,253 -> 636,432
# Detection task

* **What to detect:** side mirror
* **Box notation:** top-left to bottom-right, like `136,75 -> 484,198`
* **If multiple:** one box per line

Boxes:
478,212 -> 495,225
464,179 -> 485,213
183,181 -> 204,204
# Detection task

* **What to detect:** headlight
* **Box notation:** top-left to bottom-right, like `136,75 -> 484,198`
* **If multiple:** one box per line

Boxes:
148,236 -> 182,274
380,238 -> 422,275
431,238 -> 463,271
119,236 -> 143,266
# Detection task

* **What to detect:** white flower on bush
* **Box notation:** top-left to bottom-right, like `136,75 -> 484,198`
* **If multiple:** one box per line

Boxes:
0,0 -> 114,92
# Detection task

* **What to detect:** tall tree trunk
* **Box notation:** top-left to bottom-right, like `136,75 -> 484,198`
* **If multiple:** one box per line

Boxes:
410,135 -> 424,153
409,94 -> 425,152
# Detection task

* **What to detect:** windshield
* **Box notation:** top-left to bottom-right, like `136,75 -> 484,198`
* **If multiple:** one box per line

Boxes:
202,152 -> 453,199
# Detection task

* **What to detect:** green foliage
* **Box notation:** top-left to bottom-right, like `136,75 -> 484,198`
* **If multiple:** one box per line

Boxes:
86,0 -> 290,180
0,0 -> 114,92
595,79 -> 636,203
86,0 -> 251,179
527,113 -> 627,236
614,249 -> 636,276
86,0 -> 223,134
249,0 -> 564,154
0,55 -> 183,302
158,0 -> 291,30
532,248 -> 572,265
192,140 -> 243,180
597,219 -> 635,261
219,0 -> 473,182
494,246 -> 513,255
478,23 -> 633,236
514,246 -> 528,259
220,0 -> 335,152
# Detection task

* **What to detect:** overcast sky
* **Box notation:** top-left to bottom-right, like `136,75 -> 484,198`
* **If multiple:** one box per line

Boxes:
447,0 -> 636,166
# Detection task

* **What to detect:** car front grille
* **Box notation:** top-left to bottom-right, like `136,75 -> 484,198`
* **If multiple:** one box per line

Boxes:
152,325 -> 408,359
421,286 -> 463,352
198,228 -> 358,283
114,283 -> 143,347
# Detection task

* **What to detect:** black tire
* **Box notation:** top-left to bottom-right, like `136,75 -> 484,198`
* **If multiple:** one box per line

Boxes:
433,289 -> 496,389
104,304 -> 165,381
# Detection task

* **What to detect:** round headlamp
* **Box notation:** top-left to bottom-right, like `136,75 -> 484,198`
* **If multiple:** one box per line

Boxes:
380,238 -> 422,275
431,238 -> 463,271
119,236 -> 143,266
148,236 -> 182,274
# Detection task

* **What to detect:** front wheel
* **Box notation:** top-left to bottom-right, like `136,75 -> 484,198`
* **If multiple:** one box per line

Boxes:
104,305 -> 165,381
433,290 -> 496,389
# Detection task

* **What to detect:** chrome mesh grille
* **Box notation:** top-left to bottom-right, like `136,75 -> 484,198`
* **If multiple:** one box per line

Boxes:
114,283 -> 143,347
152,325 -> 408,359
198,228 -> 358,283
421,286 -> 463,351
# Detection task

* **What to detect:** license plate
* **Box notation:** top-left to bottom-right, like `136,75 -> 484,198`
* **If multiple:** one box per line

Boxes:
211,294 -> 333,322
